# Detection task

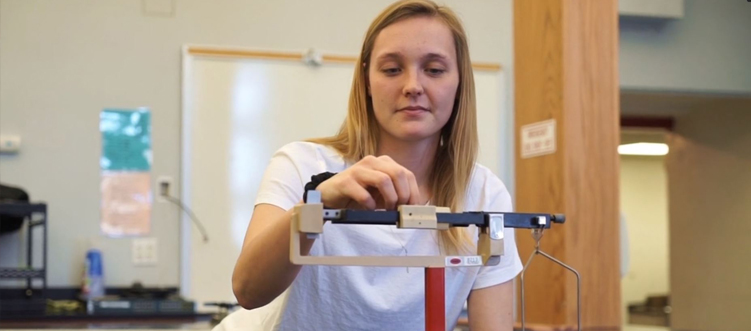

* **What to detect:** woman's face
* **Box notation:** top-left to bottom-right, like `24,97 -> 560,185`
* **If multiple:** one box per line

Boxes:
368,16 -> 459,143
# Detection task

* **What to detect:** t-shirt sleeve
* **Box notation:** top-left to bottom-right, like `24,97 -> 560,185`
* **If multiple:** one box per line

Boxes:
254,142 -> 320,212
471,178 -> 524,290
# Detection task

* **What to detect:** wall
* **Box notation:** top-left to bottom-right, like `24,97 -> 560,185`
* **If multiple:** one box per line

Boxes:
618,0 -> 685,18
2,0 -> 749,293
619,0 -> 684,19
0,0 -> 514,288
619,3 -> 751,325
619,0 -> 751,94
619,154 -> 670,322
666,109 -> 751,331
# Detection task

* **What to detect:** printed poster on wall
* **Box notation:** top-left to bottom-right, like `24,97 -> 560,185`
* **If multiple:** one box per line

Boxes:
100,108 -> 152,236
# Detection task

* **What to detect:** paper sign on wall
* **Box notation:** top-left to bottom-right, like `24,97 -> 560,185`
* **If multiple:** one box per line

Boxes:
100,172 -> 152,236
521,119 -> 556,158
100,108 -> 152,236
100,109 -> 152,171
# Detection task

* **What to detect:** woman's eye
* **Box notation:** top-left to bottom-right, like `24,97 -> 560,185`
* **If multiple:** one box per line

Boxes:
426,68 -> 446,75
382,68 -> 401,75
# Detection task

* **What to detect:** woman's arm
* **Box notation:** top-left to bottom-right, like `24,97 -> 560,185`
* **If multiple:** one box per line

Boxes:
232,155 -> 422,309
232,203 -> 315,310
467,280 -> 515,331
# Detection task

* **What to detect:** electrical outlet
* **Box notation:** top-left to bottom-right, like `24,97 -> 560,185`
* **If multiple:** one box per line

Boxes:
157,176 -> 173,202
132,238 -> 158,266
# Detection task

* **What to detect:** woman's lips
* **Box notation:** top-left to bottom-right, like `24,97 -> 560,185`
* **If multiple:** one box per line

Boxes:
397,106 -> 429,114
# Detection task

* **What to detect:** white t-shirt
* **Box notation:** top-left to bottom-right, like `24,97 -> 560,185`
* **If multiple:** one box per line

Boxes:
215,142 -> 523,331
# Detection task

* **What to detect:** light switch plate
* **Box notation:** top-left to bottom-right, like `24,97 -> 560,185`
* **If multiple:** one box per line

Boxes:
132,238 -> 158,266
142,0 -> 175,17
0,135 -> 21,154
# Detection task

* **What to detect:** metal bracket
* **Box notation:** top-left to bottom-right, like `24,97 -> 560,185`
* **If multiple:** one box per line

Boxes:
520,227 -> 582,331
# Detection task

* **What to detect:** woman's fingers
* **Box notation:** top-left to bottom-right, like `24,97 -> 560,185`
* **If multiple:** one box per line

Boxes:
405,170 -> 422,205
354,168 -> 398,210
371,156 -> 412,206
318,155 -> 423,210
342,180 -> 377,210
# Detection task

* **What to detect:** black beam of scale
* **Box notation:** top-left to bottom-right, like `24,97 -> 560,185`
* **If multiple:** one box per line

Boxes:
325,210 -> 565,229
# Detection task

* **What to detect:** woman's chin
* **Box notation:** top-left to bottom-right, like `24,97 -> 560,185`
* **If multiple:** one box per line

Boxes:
392,130 -> 439,143
379,123 -> 441,143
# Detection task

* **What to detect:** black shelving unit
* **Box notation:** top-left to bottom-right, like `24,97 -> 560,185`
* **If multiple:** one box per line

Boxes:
0,202 -> 47,296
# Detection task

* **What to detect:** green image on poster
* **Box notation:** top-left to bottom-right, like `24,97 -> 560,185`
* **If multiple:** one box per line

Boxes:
100,108 -> 152,171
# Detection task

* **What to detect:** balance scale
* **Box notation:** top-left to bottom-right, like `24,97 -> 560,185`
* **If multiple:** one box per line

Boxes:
291,191 -> 581,331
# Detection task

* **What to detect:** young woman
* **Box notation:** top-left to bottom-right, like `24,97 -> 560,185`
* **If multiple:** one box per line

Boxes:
223,1 -> 522,330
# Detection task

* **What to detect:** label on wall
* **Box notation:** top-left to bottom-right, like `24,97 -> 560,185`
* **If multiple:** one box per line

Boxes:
521,119 -> 556,158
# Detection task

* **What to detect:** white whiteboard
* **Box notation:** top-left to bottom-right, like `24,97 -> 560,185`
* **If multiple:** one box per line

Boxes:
180,47 -> 508,311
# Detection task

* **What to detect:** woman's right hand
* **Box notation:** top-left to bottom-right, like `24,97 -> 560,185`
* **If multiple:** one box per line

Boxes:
315,155 -> 422,210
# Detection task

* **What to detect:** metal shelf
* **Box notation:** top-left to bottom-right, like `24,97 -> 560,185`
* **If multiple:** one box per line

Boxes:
0,202 -> 46,217
0,202 -> 48,295
0,268 -> 45,279
29,220 -> 45,227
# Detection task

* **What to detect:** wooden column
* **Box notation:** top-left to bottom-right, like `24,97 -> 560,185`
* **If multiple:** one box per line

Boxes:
514,0 -> 621,329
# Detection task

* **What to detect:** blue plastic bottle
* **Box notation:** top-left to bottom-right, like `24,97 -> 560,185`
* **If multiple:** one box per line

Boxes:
83,247 -> 105,300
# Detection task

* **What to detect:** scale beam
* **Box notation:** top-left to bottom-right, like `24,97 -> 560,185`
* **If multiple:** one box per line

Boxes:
290,191 -> 564,268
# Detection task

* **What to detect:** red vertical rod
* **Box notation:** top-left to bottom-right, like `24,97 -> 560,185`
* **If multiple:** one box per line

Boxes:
425,267 -> 445,331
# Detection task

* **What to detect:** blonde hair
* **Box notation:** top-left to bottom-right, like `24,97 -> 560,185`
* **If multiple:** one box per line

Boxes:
308,0 -> 478,254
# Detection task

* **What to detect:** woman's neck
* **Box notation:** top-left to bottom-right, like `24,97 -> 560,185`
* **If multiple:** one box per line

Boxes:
375,134 -> 439,201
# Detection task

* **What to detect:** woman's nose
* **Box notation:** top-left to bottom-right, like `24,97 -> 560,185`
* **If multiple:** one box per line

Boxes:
402,71 -> 424,97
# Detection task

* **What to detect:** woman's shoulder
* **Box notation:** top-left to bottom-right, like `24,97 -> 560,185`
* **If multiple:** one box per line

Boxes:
469,163 -> 506,188
273,141 -> 334,158
465,163 -> 512,212
274,141 -> 349,172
